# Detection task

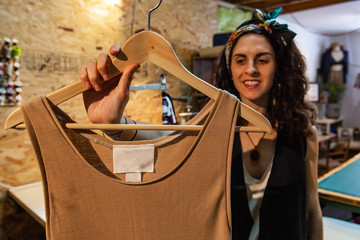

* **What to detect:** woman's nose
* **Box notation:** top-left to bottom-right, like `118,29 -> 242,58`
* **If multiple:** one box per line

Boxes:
245,62 -> 258,75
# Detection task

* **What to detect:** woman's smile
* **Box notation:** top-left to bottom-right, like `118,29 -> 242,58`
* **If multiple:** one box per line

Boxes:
243,79 -> 261,88
230,33 -> 276,111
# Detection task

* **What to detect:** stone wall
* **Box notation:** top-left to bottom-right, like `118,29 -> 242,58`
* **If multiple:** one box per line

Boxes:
0,0 -> 218,186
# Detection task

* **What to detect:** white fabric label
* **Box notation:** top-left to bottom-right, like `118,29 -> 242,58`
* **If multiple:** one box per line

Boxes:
113,144 -> 155,182
125,173 -> 142,183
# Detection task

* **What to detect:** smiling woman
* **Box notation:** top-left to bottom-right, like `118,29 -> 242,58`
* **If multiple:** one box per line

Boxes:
213,8 -> 322,239
229,34 -> 276,112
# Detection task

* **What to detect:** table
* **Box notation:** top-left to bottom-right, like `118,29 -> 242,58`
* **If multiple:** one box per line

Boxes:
317,132 -> 336,143
8,181 -> 45,227
318,153 -> 360,214
323,217 -> 360,240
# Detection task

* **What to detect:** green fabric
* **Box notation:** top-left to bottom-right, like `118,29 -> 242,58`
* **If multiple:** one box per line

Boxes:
238,8 -> 296,46
218,6 -> 251,33
318,158 -> 360,197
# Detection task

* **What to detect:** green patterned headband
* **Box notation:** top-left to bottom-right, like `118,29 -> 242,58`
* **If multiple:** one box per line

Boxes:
225,7 -> 296,70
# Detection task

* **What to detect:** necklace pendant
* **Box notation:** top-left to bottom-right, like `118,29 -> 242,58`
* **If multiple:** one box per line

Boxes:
245,132 -> 266,161
250,149 -> 260,161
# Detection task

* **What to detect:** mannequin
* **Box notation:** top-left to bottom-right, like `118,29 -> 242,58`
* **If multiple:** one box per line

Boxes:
330,44 -> 344,71
320,42 -> 348,89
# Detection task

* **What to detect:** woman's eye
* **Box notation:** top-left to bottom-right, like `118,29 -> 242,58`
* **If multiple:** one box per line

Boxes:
258,58 -> 269,64
236,59 -> 246,64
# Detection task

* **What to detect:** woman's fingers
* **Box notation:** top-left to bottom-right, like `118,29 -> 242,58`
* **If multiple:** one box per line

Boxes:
87,59 -> 103,91
79,45 -> 133,92
109,45 -> 121,57
97,52 -> 111,81
78,65 -> 91,89
115,63 -> 140,100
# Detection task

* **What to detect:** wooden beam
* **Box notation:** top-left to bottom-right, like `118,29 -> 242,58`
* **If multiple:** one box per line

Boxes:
271,0 -> 355,13
221,0 -> 354,13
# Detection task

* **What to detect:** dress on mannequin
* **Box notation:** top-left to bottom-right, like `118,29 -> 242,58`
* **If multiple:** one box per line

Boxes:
320,42 -> 348,89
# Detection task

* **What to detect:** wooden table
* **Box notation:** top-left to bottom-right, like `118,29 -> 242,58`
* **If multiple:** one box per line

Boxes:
8,181 -> 45,227
317,132 -> 336,143
318,153 -> 360,214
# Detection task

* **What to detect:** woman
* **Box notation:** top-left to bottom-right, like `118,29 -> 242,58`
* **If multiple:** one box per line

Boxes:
79,8 -> 323,239
215,9 -> 322,240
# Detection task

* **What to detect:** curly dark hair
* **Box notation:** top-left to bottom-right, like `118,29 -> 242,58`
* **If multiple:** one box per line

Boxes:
215,29 -> 316,139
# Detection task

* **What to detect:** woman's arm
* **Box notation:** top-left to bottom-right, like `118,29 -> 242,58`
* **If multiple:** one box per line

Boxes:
305,126 -> 323,239
102,116 -> 173,141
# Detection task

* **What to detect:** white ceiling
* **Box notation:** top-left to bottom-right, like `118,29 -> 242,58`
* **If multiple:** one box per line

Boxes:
281,1 -> 360,36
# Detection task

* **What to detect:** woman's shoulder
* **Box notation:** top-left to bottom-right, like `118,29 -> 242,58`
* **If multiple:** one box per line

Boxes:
304,126 -> 318,160
307,126 -> 318,142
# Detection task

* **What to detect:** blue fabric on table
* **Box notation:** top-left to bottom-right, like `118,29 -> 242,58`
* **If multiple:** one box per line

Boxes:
318,158 -> 360,197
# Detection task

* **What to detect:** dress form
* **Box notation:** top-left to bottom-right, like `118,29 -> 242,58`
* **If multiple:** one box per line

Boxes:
323,43 -> 347,89
330,44 -> 344,71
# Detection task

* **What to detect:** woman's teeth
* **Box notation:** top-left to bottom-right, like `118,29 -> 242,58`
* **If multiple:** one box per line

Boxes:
244,81 -> 260,86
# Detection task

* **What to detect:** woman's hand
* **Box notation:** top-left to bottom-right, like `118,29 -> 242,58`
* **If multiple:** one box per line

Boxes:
79,45 -> 140,124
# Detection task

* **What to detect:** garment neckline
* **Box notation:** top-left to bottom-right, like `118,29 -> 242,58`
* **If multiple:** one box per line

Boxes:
39,91 -> 224,185
243,154 -> 275,184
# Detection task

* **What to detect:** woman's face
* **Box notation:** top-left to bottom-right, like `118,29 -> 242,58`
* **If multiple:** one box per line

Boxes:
230,33 -> 276,108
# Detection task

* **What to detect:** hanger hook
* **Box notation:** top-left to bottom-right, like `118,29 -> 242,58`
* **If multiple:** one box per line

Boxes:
148,0 -> 163,31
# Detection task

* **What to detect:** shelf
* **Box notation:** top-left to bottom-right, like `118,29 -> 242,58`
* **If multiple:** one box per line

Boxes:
315,116 -> 344,134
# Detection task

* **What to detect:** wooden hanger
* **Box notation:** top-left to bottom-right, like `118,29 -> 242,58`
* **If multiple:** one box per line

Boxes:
6,0 -> 272,133
5,30 -> 272,133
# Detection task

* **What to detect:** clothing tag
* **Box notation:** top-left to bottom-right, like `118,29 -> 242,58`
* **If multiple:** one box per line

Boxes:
125,173 -> 142,183
113,144 -> 155,182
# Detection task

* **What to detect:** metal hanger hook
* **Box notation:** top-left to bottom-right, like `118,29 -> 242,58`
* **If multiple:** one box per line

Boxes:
148,0 -> 163,31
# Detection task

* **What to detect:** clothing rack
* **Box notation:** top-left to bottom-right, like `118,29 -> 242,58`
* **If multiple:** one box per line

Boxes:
130,74 -> 167,91
130,83 -> 167,91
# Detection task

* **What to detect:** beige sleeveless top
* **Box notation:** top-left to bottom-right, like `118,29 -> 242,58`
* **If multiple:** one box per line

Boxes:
21,90 -> 239,240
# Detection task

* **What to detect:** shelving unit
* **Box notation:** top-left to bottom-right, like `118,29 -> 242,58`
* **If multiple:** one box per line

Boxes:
315,116 -> 344,135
